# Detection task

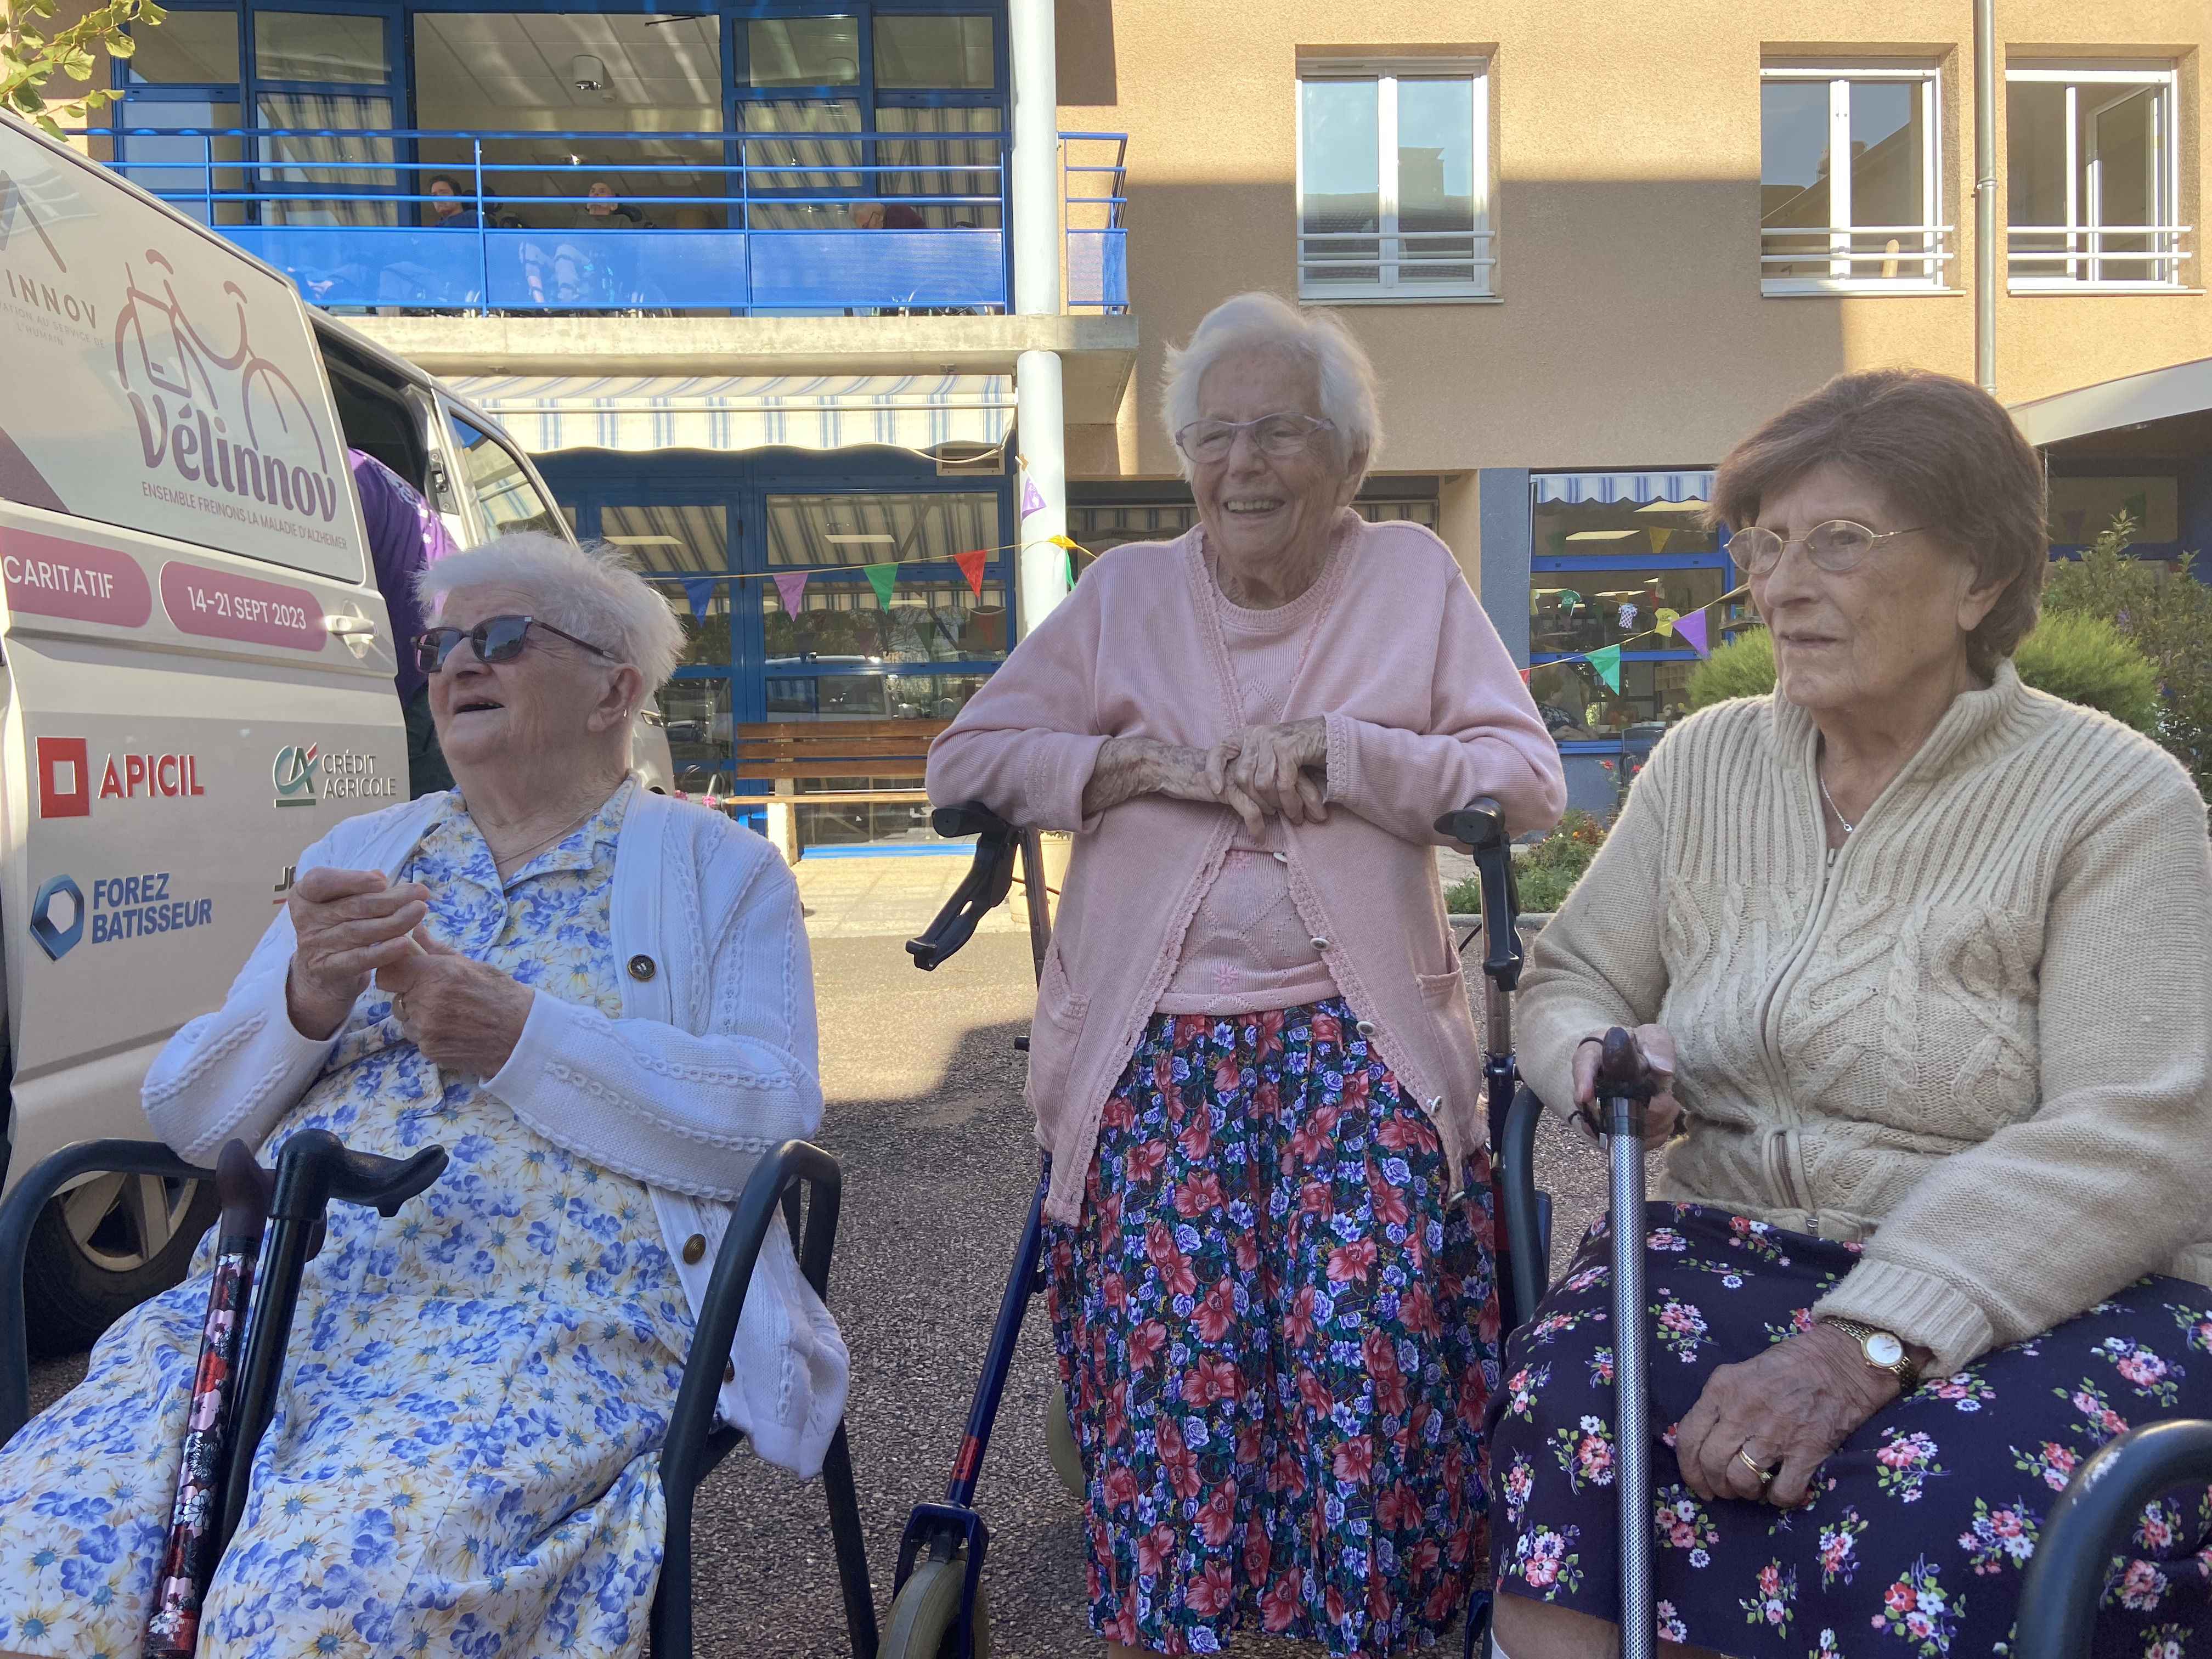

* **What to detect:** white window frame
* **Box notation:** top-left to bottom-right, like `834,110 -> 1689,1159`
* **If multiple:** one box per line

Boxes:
2005,63 -> 2187,291
1295,55 -> 1494,303
1759,63 -> 1949,295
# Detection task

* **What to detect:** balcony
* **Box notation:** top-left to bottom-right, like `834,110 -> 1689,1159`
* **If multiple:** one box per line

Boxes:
86,125 -> 1127,317
2007,224 -> 2193,290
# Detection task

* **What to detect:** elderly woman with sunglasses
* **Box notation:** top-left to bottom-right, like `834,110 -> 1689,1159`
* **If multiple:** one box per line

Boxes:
929,292 -> 1564,1657
1487,369 -> 2212,1659
0,533 -> 846,1657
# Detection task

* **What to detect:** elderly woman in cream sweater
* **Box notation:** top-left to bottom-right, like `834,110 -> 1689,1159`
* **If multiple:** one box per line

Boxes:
930,293 -> 1564,1656
1488,368 -> 2212,1659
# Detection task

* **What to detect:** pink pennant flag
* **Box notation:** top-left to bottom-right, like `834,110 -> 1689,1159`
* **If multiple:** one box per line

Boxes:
1021,477 -> 1047,519
1517,667 -> 1532,684
774,570 -> 808,615
953,549 -> 988,597
1674,608 -> 1710,658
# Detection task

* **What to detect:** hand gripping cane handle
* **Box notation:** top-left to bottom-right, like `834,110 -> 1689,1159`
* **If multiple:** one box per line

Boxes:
1595,1027 -> 1657,1659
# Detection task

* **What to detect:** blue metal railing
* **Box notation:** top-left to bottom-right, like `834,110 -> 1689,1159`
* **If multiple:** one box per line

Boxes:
81,123 -> 1130,315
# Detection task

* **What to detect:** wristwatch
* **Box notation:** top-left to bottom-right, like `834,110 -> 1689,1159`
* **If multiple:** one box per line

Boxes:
1820,1317 -> 1921,1387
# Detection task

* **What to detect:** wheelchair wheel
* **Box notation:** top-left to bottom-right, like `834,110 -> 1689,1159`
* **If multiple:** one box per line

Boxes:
882,1552 -> 991,1659
1045,1381 -> 1085,1502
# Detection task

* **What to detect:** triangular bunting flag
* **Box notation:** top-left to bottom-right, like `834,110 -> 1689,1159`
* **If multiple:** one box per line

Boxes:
774,570 -> 808,615
1674,610 -> 1709,658
1587,644 -> 1622,692
1021,477 -> 1047,518
1656,607 -> 1680,639
864,562 -> 898,609
953,550 -> 988,597
1649,527 -> 1673,554
1518,666 -> 1532,685
1048,534 -> 1080,551
679,576 -> 714,623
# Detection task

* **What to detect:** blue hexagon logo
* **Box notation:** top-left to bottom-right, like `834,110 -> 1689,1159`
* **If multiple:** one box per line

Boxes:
30,873 -> 83,961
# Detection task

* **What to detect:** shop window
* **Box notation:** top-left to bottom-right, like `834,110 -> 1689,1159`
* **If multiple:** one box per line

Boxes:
763,490 -> 1001,566
1531,658 -> 1700,743
658,676 -> 732,793
1761,64 -> 1945,291
2046,475 -> 2180,549
763,579 -> 1009,670
598,503 -> 732,667
2008,66 -> 2183,287
1530,566 -> 1729,658
1296,56 -> 1491,301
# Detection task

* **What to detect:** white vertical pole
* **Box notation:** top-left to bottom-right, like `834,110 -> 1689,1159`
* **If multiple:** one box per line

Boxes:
1016,348 -> 1070,631
1008,0 -> 1069,633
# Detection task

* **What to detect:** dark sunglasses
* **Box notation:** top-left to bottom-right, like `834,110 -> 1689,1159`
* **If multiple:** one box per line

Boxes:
413,614 -> 613,675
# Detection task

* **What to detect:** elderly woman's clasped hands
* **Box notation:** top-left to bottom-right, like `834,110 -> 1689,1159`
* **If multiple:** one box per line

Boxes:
1087,716 -> 1329,836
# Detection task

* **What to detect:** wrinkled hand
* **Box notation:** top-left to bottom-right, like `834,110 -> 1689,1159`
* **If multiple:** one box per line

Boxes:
1207,717 -> 1328,828
1675,1324 -> 1897,1507
286,867 -> 432,1041
1086,736 -> 1267,837
375,928 -> 535,1077
1571,1023 -> 1685,1148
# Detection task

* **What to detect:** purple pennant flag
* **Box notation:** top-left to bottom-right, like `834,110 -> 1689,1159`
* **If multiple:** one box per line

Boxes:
774,570 -> 808,615
1674,608 -> 1710,659
679,577 -> 715,623
1021,477 -> 1047,519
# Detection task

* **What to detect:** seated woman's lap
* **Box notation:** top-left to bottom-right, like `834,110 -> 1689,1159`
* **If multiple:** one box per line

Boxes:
1487,1201 -> 2212,1658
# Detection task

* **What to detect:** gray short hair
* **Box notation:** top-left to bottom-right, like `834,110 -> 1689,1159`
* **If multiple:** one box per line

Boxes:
417,532 -> 687,703
1160,292 -> 1383,481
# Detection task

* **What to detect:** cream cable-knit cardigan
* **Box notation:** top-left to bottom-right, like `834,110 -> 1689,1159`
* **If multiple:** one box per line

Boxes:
1517,663 -> 2212,1377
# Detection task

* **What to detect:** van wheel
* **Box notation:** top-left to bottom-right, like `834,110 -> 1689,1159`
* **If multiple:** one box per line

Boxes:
22,1172 -> 219,1355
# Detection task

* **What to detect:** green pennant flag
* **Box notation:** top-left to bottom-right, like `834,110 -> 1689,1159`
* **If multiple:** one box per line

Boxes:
864,562 -> 898,609
1587,644 -> 1622,692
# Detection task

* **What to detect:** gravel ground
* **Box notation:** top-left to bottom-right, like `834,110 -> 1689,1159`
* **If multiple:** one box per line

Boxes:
22,923 -> 1623,1658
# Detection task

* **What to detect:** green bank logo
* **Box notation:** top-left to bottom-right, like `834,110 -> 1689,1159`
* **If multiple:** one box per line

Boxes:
273,742 -> 320,807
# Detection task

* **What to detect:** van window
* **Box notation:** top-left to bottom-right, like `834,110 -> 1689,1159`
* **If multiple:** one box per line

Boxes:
448,415 -> 562,537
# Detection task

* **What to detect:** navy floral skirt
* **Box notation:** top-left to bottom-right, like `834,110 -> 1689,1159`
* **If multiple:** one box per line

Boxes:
1487,1201 -> 2212,1657
1046,999 -> 1499,1656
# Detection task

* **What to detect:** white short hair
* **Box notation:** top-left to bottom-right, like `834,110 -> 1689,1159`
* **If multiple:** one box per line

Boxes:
417,532 -> 687,703
1160,292 -> 1383,481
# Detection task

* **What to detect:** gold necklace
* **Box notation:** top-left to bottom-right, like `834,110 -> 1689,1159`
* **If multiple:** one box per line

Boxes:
490,803 -> 597,874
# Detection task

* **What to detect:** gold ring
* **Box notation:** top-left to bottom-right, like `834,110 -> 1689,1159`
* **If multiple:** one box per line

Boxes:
1739,1448 -> 1775,1483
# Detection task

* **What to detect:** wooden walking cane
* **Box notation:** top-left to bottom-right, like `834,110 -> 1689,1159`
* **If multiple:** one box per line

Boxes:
142,1141 -> 273,1659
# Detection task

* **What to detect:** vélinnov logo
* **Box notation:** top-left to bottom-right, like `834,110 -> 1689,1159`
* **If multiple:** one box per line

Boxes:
273,743 -> 320,806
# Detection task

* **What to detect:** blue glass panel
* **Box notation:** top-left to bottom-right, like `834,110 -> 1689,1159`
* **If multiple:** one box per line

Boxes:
1066,228 -> 1126,307
479,229 -> 746,309
747,228 -> 1004,309
222,225 -> 486,306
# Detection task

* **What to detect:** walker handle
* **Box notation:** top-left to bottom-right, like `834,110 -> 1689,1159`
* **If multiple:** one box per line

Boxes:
1594,1026 -> 1656,1139
1435,798 -> 1522,992
907,802 -> 1021,971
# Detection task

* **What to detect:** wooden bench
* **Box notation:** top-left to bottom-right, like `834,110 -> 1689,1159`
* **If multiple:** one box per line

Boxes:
718,720 -> 950,860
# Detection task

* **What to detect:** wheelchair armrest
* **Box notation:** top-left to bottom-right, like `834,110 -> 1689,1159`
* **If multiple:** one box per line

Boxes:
2013,1420 -> 2212,1659
656,1140 -> 844,1659
1498,1086 -> 1549,1334
906,802 -> 1022,972
0,1140 -> 215,1444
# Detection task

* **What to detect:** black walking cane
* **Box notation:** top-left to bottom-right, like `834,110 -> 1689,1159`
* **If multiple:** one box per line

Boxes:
1594,1028 -> 1657,1659
142,1141 -> 273,1659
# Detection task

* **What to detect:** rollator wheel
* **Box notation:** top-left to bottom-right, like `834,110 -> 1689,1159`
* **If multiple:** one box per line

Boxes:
882,1553 -> 991,1659
1045,1381 -> 1085,1502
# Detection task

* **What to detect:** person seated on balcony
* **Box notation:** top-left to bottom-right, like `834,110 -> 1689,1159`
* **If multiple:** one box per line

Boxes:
424,173 -> 484,229
1489,368 -> 2212,1659
851,199 -> 927,229
0,533 -> 848,1653
928,291 -> 1566,1657
573,179 -> 654,229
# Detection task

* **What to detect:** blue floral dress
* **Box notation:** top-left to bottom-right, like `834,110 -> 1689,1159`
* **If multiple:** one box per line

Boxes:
0,780 -> 698,1659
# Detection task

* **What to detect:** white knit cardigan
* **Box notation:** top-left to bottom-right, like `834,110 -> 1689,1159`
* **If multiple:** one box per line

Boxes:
140,786 -> 850,1479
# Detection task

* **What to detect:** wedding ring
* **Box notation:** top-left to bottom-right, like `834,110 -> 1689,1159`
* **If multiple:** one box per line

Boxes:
1739,1448 -> 1776,1484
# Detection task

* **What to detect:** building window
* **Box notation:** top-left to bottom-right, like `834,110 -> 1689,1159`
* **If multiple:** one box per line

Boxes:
1296,57 -> 1491,301
1760,64 -> 1946,293
2007,65 -> 2185,289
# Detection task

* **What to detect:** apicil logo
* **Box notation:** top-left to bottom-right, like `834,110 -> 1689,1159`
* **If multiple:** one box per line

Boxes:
273,742 -> 320,807
29,873 -> 83,961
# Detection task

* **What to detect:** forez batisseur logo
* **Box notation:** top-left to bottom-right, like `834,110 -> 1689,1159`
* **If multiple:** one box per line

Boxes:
273,742 -> 321,807
113,251 -> 341,531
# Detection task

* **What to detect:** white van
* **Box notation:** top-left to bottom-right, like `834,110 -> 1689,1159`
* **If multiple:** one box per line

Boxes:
0,111 -> 663,1347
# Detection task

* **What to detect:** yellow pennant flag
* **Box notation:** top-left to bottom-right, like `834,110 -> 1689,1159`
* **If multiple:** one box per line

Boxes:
1656,608 -> 1680,638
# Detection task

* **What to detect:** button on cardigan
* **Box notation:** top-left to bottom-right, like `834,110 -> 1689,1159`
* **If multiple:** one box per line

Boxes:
927,512 -> 1567,1224
141,786 -> 850,1479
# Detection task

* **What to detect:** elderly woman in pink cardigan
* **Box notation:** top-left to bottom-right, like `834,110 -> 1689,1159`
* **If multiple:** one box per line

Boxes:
928,292 -> 1565,1656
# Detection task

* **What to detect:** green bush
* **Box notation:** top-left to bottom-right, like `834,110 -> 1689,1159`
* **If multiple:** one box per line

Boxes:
1685,629 -> 1775,710
2008,611 -> 2160,736
1443,809 -> 1608,915
2043,512 -> 2212,799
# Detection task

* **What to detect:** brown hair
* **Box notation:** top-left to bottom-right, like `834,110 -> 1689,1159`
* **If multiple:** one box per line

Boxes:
1708,368 -> 2047,676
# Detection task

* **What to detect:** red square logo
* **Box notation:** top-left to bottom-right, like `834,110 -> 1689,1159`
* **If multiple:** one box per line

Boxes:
36,736 -> 90,819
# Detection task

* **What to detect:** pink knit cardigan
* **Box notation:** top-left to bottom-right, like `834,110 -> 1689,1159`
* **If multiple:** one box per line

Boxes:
927,513 -> 1567,1223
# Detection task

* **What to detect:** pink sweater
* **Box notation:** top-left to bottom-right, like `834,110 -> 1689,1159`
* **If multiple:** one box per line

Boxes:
927,512 -> 1566,1223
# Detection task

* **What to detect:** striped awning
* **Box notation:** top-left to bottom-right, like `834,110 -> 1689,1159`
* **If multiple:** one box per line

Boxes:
445,373 -> 1015,456
1533,470 -> 1716,506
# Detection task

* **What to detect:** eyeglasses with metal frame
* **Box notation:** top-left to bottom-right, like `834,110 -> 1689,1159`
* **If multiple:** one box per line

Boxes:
1173,412 -> 1336,464
1727,520 -> 1933,578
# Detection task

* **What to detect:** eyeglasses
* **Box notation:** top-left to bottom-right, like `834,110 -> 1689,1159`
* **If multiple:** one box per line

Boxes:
1727,519 -> 1932,578
414,614 -> 613,675
1173,412 -> 1334,464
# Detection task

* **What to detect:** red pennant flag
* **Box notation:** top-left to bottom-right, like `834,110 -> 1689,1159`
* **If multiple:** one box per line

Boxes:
1518,667 -> 1532,684
954,549 -> 988,597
